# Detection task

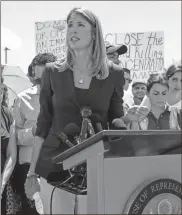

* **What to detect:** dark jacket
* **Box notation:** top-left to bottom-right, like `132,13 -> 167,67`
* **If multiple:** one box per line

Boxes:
35,62 -> 125,179
1,105 -> 13,172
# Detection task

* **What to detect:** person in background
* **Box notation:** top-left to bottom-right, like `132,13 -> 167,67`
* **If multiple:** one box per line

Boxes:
13,53 -> 57,215
131,81 -> 147,105
1,65 -> 9,107
105,44 -> 132,114
130,73 -> 182,131
122,68 -> 134,114
166,62 -> 181,108
104,43 -> 149,122
105,41 -> 127,65
123,68 -> 132,91
1,77 -> 19,215
140,62 -> 182,111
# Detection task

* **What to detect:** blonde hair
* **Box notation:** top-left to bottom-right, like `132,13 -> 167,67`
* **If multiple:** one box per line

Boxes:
65,7 -> 109,79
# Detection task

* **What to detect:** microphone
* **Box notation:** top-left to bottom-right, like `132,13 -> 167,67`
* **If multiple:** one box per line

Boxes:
80,106 -> 92,118
80,107 -> 95,141
57,132 -> 74,148
91,113 -> 103,133
57,125 -> 75,148
63,123 -> 81,145
112,118 -> 127,130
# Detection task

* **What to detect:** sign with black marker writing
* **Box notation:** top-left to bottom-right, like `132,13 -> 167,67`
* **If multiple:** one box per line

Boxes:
35,20 -> 67,59
104,31 -> 164,81
35,23 -> 164,82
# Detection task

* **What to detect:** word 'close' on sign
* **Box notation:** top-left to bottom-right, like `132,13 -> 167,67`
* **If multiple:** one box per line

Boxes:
104,31 -> 164,81
35,20 -> 164,82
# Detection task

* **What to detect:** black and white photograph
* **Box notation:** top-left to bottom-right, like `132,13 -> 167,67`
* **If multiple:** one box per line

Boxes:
1,1 -> 181,214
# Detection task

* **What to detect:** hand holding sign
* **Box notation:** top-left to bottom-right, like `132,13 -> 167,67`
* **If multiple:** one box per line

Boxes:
126,105 -> 149,122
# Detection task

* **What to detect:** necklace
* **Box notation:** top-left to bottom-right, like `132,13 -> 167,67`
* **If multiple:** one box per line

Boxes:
72,68 -> 92,86
72,67 -> 85,84
78,78 -> 84,84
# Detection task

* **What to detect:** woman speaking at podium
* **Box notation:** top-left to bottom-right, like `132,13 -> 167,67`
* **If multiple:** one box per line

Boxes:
24,7 -> 134,214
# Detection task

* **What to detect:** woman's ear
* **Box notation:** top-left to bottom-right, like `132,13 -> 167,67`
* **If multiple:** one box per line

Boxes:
92,32 -> 96,40
92,28 -> 96,40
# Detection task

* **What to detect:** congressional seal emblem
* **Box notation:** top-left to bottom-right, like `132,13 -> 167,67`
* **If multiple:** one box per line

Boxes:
123,178 -> 182,214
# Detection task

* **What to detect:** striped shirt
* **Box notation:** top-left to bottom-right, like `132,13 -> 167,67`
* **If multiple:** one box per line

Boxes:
13,86 -> 40,164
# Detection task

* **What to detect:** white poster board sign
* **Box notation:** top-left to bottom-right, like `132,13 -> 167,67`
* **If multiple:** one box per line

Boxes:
104,31 -> 164,82
35,22 -> 164,82
35,20 -> 67,60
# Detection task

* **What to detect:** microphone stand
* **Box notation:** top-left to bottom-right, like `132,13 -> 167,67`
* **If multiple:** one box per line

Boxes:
80,117 -> 89,142
87,119 -> 95,137
80,107 -> 95,142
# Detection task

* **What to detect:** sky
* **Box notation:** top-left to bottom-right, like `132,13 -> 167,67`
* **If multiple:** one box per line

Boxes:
1,1 -> 181,74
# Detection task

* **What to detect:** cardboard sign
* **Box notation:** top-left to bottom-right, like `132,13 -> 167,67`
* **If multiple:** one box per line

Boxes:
35,20 -> 67,59
104,31 -> 164,81
35,21 -> 164,82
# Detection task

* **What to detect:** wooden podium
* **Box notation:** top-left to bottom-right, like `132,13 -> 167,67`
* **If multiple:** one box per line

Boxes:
52,130 -> 182,214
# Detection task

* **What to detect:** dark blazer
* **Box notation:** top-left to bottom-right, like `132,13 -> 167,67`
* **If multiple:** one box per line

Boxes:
35,62 -> 125,179
1,105 -> 13,172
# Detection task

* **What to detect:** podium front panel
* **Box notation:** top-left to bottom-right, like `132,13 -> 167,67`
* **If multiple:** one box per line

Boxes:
52,130 -> 181,214
103,154 -> 181,214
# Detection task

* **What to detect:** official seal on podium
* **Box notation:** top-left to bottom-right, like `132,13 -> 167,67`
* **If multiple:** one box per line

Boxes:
123,178 -> 182,214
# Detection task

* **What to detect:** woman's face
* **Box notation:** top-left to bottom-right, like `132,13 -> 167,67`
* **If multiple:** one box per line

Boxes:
67,13 -> 93,51
168,71 -> 182,92
148,83 -> 169,108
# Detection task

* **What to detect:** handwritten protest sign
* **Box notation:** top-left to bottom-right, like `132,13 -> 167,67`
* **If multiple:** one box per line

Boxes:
35,22 -> 164,82
104,31 -> 164,81
35,20 -> 67,59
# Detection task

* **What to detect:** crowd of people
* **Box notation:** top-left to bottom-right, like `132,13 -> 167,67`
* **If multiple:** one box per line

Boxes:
1,7 -> 181,215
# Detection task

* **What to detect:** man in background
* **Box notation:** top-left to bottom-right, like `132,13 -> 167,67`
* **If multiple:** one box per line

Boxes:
123,68 -> 132,91
13,53 -> 57,215
122,68 -> 134,114
131,81 -> 147,105
105,42 -> 134,114
105,41 -> 127,65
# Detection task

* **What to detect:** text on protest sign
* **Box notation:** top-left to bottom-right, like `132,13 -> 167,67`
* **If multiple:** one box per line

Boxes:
104,31 -> 164,81
35,20 -> 67,59
35,22 -> 164,82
